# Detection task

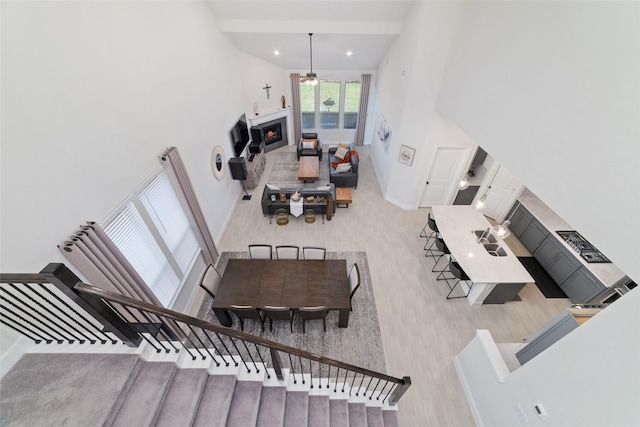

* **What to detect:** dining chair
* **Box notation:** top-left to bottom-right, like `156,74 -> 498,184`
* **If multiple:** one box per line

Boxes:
249,244 -> 273,259
298,306 -> 329,333
199,264 -> 222,300
348,263 -> 361,311
228,305 -> 265,331
302,246 -> 326,260
275,245 -> 300,260
262,306 -> 294,332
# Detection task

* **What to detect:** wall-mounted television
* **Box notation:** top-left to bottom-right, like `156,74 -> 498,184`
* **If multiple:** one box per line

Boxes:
229,113 -> 250,158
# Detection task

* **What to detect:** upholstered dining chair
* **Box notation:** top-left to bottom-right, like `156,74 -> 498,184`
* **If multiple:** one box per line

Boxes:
249,244 -> 272,259
228,305 -> 265,332
298,306 -> 329,333
262,306 -> 294,332
275,245 -> 300,260
199,264 -> 222,301
348,263 -> 361,311
302,247 -> 326,260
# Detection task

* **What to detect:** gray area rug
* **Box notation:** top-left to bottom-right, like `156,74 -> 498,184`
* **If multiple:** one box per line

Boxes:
196,251 -> 386,374
266,152 -> 331,189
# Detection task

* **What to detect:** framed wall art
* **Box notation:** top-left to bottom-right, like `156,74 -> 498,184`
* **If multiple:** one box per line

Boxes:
398,144 -> 415,166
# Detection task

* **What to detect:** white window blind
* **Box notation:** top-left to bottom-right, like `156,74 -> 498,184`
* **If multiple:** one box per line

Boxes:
103,169 -> 200,307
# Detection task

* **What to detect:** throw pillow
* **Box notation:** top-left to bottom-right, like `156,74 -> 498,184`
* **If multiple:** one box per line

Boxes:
302,140 -> 315,150
317,185 -> 331,191
335,163 -> 352,173
267,184 -> 280,190
334,145 -> 349,160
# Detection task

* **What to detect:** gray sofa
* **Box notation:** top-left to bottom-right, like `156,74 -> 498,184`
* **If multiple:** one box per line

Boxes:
328,143 -> 359,188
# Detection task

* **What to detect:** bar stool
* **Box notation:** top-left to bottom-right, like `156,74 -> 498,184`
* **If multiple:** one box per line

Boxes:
431,238 -> 451,275
420,213 -> 439,251
445,261 -> 473,300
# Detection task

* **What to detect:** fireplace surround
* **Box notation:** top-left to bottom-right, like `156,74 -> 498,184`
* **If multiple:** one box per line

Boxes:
249,108 -> 292,153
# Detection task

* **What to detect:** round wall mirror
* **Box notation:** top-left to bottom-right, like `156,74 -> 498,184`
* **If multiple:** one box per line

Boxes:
210,145 -> 225,180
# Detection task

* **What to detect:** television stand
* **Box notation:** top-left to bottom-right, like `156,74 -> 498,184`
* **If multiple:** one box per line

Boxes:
244,151 -> 265,189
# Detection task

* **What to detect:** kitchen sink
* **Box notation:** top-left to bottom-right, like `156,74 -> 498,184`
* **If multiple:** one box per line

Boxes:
473,229 -> 497,243
483,243 -> 507,257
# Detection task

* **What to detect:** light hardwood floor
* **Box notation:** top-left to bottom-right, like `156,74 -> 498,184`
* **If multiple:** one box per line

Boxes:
217,144 -> 570,426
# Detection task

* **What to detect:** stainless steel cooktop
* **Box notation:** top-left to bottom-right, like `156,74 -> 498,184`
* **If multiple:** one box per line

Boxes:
556,230 -> 611,263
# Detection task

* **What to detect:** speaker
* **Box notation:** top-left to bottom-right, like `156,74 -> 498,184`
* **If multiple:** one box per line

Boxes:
229,157 -> 248,181
250,127 -> 263,144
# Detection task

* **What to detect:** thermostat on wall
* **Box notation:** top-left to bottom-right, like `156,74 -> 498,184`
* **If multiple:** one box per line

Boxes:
533,401 -> 548,419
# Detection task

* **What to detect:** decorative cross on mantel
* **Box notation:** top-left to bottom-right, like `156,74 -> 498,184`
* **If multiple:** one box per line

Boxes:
263,84 -> 272,99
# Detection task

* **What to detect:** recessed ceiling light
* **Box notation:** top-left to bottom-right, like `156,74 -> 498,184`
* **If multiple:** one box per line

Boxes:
274,50 -> 280,56
346,51 -> 353,57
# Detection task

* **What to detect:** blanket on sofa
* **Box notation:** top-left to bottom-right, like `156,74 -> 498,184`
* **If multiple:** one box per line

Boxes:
331,150 -> 359,169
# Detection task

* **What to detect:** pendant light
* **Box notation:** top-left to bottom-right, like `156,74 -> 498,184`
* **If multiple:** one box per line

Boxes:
458,174 -> 470,191
474,194 -> 487,210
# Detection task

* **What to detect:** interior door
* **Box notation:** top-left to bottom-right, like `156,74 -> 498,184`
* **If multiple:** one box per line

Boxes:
481,165 -> 523,220
420,147 -> 469,207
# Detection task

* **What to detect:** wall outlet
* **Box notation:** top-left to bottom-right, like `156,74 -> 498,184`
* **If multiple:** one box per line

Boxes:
533,401 -> 548,419
514,402 -> 528,423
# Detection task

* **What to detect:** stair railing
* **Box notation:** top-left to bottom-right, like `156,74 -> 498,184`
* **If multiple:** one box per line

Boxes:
74,281 -> 411,406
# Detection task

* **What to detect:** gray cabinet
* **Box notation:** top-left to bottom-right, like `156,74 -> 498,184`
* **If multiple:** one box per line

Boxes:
534,236 -> 581,286
520,220 -> 549,253
516,310 -> 579,365
561,267 -> 606,303
508,203 -> 534,239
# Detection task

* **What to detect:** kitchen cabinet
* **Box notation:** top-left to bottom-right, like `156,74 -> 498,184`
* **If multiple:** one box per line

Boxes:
561,267 -> 606,303
534,236 -> 581,286
520,219 -> 549,253
516,307 -> 601,365
508,203 -> 533,239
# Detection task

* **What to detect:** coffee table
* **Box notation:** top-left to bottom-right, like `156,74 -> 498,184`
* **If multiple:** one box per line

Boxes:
298,156 -> 319,183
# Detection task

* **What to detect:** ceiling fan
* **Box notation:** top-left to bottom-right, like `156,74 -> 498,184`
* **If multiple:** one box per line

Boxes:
298,33 -> 324,86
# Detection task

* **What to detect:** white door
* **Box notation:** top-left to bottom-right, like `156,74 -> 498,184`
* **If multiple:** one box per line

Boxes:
481,165 -> 523,221
420,147 -> 469,207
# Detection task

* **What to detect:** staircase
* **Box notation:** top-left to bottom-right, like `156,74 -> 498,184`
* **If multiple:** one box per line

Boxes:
0,351 -> 399,427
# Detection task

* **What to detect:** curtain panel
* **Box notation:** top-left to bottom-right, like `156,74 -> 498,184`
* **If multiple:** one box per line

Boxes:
354,74 -> 372,146
160,147 -> 219,266
290,73 -> 302,143
59,222 -> 162,306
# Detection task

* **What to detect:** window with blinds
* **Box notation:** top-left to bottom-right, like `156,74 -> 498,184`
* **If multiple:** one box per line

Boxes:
103,169 -> 199,307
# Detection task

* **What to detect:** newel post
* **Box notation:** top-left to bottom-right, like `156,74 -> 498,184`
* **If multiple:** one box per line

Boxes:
39,263 -> 142,347
387,376 -> 412,406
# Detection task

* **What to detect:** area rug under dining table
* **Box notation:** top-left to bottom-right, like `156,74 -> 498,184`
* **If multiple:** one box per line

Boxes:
196,251 -> 387,374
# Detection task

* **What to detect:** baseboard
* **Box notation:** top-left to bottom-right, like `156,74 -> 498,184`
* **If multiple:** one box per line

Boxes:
453,355 -> 485,427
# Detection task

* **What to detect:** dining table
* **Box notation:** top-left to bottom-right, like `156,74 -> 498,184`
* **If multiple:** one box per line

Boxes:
212,259 -> 352,327
431,205 -> 534,305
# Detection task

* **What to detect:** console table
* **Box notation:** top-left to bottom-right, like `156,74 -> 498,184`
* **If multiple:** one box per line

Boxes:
244,151 -> 265,189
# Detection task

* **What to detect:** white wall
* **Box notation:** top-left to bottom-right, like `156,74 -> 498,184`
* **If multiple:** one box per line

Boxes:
372,1 -> 466,206
0,1 -> 250,349
436,1 -> 640,281
238,52 -> 290,120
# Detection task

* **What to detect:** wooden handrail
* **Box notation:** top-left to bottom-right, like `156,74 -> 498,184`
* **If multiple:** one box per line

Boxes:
74,282 -> 407,386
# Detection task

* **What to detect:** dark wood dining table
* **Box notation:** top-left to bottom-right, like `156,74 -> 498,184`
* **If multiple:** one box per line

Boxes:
212,259 -> 352,328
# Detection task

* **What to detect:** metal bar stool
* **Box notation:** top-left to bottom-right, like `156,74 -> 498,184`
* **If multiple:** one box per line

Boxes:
420,212 -> 439,251
444,261 -> 473,300
431,238 -> 451,275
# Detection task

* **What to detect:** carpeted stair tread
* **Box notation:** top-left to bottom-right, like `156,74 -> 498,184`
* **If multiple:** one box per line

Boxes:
0,353 -> 139,427
284,391 -> 309,427
256,386 -> 287,427
365,406 -> 384,427
308,395 -> 330,427
154,368 -> 209,427
382,410 -> 399,427
109,361 -> 177,427
226,380 -> 264,427
348,402 -> 368,427
192,374 -> 237,427
330,399 -> 350,427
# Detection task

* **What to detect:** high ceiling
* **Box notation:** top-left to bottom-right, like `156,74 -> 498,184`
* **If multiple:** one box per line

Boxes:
207,1 -> 416,70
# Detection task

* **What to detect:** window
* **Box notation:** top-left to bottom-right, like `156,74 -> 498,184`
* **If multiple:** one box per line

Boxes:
103,169 -> 199,306
300,79 -> 362,131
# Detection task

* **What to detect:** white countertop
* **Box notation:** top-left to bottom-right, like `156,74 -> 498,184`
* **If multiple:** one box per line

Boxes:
519,197 -> 626,287
432,206 -> 534,284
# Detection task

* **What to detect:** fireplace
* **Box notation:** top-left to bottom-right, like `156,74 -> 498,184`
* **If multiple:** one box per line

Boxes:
253,116 -> 288,153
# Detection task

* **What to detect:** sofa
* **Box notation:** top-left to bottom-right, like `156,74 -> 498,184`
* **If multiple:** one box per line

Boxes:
261,184 -> 336,218
297,132 -> 323,160
328,143 -> 359,188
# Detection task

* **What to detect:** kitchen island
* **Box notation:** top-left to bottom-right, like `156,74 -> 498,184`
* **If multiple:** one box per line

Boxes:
432,205 -> 534,306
